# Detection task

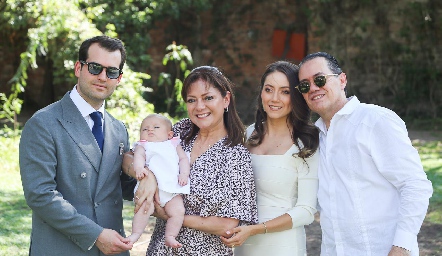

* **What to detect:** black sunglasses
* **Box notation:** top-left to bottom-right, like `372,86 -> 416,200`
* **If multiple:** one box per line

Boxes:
296,74 -> 339,94
80,61 -> 122,79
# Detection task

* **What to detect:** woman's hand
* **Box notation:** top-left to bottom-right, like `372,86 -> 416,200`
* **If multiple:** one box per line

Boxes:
134,168 -> 157,214
152,201 -> 169,220
220,225 -> 254,247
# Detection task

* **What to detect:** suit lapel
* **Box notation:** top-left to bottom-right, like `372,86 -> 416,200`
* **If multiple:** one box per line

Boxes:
95,111 -> 124,195
58,92 -> 102,172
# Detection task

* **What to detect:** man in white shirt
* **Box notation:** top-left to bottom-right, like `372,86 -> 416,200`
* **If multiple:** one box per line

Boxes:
297,52 -> 433,256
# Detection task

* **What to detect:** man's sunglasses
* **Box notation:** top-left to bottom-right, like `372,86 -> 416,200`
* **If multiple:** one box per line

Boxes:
80,61 -> 122,79
295,74 -> 339,94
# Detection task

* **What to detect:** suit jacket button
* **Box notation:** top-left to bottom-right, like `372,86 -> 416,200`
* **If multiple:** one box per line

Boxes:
81,172 -> 87,178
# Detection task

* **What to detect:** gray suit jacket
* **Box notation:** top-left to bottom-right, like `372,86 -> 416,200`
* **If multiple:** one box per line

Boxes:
19,92 -> 136,256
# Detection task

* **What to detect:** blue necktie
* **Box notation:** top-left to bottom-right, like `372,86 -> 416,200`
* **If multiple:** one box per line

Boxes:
90,111 -> 104,152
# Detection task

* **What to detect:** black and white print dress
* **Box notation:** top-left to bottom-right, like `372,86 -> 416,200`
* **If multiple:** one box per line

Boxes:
146,118 -> 258,256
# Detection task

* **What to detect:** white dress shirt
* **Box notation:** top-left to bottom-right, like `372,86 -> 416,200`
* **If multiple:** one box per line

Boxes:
317,96 -> 433,256
70,85 -> 105,131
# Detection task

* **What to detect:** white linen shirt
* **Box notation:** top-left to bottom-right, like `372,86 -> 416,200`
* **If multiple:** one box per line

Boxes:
317,96 -> 433,256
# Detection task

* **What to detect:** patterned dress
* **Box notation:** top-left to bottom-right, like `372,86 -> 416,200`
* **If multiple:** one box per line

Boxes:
146,119 -> 258,255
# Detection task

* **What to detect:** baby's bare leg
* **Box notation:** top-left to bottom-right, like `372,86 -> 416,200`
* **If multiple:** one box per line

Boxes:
164,195 -> 185,248
128,200 -> 154,244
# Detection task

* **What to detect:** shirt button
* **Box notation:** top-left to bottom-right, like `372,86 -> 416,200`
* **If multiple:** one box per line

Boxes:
94,202 -> 99,208
80,172 -> 87,178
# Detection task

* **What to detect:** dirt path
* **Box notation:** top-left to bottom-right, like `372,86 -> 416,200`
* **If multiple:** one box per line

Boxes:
305,214 -> 442,256
128,214 -> 442,255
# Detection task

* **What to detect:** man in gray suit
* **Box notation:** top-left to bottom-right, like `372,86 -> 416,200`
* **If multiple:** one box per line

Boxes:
19,36 -> 156,255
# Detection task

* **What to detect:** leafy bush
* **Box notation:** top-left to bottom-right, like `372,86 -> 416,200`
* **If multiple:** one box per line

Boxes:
1,0 -> 154,132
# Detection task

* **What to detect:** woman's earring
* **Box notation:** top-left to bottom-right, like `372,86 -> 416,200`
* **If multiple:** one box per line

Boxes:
224,106 -> 229,112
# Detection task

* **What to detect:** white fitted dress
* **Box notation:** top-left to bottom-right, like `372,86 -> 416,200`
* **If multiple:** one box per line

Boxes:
234,126 -> 319,256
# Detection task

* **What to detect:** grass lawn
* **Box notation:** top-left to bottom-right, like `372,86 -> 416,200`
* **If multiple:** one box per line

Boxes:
413,139 -> 442,223
1,134 -> 441,255
0,136 -> 31,255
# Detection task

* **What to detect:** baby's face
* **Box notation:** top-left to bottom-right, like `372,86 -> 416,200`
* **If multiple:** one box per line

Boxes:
140,116 -> 172,142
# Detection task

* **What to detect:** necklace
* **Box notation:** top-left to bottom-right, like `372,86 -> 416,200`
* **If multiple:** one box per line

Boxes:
194,134 -> 225,150
194,138 -> 213,150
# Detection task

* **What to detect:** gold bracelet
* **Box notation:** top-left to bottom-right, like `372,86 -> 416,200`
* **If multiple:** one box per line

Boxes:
262,222 -> 268,234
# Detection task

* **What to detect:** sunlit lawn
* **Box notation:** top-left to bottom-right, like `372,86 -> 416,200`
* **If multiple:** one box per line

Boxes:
413,139 -> 442,223
0,134 -> 155,255
0,136 -> 30,256
1,134 -> 441,255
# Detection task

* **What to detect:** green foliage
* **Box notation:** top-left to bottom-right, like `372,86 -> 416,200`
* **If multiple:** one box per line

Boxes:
159,42 -> 193,118
151,0 -> 214,19
0,93 -> 22,129
78,0 -> 155,71
1,0 -> 218,132
174,77 -> 188,118
76,0 -> 213,73
107,69 -> 154,143
1,0 -> 154,133
1,0 -> 98,128
77,0 -> 212,118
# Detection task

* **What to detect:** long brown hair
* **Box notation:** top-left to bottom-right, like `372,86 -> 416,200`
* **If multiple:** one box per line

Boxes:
248,61 -> 319,158
181,66 -> 245,147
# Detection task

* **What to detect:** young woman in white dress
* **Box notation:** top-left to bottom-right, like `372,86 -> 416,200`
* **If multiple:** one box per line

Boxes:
221,61 -> 320,256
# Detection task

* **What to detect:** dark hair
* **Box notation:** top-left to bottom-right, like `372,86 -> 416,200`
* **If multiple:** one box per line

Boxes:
248,61 -> 319,158
299,51 -> 345,95
299,52 -> 342,75
78,35 -> 127,70
181,66 -> 245,147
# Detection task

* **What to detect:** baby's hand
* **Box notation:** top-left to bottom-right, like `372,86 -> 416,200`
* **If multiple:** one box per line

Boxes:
135,167 -> 147,180
178,174 -> 188,186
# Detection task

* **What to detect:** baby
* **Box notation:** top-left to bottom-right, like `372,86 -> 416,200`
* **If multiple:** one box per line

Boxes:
127,113 -> 190,248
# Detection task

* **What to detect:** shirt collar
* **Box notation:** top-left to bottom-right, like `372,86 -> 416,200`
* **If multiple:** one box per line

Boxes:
70,85 -> 105,118
336,96 -> 359,116
315,96 -> 360,134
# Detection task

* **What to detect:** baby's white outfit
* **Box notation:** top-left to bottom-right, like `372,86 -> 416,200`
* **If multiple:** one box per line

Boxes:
133,137 -> 190,206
